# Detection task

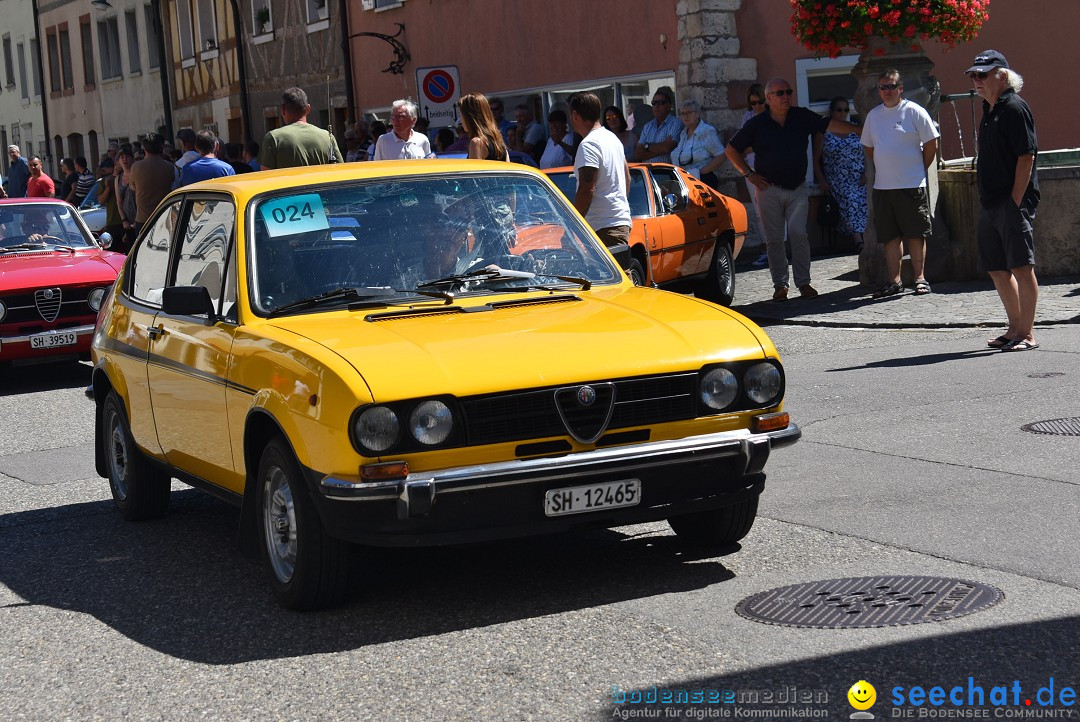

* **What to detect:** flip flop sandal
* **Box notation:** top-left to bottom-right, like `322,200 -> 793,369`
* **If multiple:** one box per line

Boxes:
1002,340 -> 1040,352
987,335 -> 1012,348
914,280 -> 931,295
872,282 -> 903,299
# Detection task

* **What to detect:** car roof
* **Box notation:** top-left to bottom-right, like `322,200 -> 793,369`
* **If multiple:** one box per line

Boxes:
0,197 -> 74,207
182,159 -> 547,199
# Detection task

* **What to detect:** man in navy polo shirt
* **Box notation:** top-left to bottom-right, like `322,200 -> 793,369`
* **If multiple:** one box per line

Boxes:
726,78 -> 859,301
179,130 -> 235,187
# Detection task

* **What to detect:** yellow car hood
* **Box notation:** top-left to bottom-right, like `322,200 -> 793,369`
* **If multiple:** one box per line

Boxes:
267,289 -> 769,401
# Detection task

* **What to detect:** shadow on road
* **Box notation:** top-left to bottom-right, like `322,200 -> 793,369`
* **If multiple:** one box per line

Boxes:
0,489 -> 736,664
600,615 -> 1080,720
825,349 -> 997,371
0,360 -> 91,397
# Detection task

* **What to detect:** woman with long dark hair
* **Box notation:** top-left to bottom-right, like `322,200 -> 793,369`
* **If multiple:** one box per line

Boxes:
459,93 -> 509,161
603,105 -> 637,161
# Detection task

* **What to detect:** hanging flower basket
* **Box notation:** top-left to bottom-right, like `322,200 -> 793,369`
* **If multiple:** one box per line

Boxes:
789,0 -> 990,58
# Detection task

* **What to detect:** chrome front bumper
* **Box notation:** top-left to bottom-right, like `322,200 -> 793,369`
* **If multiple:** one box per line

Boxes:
320,424 -> 801,517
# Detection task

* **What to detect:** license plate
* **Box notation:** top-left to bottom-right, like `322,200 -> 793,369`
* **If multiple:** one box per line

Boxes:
30,332 -> 78,349
544,479 -> 641,517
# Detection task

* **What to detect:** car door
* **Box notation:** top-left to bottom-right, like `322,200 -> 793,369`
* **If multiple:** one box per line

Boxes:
648,165 -> 716,279
104,200 -> 181,459
145,194 -> 242,492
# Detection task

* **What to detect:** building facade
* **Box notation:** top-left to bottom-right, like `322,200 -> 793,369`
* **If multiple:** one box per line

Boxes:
0,0 -> 48,178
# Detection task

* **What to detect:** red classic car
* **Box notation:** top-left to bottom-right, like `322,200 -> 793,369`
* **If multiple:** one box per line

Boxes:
545,163 -> 747,305
0,198 -> 123,364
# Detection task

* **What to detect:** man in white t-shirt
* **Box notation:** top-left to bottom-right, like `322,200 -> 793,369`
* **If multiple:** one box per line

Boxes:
861,68 -> 940,298
373,99 -> 435,160
568,91 -> 632,271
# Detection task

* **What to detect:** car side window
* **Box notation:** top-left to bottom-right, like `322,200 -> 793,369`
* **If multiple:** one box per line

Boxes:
650,167 -> 688,213
173,198 -> 235,317
129,200 -> 182,307
628,169 -> 652,217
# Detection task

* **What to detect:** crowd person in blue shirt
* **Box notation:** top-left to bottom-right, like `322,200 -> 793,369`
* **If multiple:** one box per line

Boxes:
179,130 -> 235,186
725,77 -> 860,302
6,145 -> 30,197
635,86 -> 682,163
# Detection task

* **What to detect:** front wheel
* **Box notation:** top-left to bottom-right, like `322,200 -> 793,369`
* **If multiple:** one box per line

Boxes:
257,437 -> 351,610
697,240 -> 735,306
668,497 -> 758,547
101,391 -> 170,521
627,257 -> 647,286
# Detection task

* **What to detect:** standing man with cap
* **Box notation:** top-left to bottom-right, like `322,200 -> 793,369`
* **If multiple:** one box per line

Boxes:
7,145 -> 30,198
968,50 -> 1041,352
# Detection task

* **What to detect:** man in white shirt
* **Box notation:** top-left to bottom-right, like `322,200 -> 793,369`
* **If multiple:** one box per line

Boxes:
569,91 -> 632,272
861,68 -> 940,297
175,128 -> 200,168
373,100 -> 435,160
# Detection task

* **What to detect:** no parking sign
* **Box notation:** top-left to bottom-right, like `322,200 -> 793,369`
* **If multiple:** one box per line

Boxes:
415,65 -> 460,126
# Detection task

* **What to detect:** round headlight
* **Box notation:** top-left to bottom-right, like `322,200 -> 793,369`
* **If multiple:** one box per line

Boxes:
355,406 -> 400,453
409,400 -> 453,446
744,362 -> 782,405
88,287 -> 106,311
0,299 -> 6,322
700,368 -> 739,410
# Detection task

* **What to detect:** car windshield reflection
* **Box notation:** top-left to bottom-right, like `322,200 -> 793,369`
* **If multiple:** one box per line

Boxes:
0,203 -> 97,249
250,174 -> 620,315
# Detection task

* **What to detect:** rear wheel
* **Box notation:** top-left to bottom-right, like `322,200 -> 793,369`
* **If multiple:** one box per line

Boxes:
697,239 -> 735,306
257,437 -> 351,610
668,497 -> 758,547
101,391 -> 170,520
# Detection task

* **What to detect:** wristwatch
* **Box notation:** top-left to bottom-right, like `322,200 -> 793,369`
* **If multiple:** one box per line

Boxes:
643,143 -> 651,151
742,168 -> 754,177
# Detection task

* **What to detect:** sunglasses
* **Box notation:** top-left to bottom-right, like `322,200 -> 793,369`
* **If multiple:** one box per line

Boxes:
605,114 -> 619,120
878,83 -> 900,91
749,99 -> 765,106
651,99 -> 670,106
832,107 -> 850,113
770,89 -> 794,97
967,71 -> 990,80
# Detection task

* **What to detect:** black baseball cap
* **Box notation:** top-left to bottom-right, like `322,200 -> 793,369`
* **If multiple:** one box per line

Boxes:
965,50 -> 1008,75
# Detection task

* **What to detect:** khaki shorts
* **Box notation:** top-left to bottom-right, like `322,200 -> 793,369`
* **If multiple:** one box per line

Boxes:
873,187 -> 931,241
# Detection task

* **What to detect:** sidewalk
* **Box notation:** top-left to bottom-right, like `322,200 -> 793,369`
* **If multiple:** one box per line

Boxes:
729,253 -> 1080,329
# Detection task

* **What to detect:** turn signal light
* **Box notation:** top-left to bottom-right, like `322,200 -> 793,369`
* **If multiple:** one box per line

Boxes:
751,412 -> 789,433
360,461 -> 410,481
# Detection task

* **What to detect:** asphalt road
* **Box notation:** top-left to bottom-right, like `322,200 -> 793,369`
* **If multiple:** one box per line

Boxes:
1,323 -> 1077,721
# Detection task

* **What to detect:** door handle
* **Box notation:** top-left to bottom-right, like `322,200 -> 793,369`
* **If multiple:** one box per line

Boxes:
146,325 -> 166,341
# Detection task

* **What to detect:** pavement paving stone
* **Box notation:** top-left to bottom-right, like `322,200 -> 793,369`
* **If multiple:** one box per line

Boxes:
729,253 -> 1080,329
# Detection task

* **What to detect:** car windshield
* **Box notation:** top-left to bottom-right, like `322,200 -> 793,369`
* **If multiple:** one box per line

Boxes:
0,203 -> 96,249
546,169 -> 652,217
250,173 -> 621,315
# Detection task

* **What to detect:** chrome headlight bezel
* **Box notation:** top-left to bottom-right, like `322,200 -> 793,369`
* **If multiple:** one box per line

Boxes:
409,399 -> 454,446
88,287 -> 107,312
350,396 -> 462,456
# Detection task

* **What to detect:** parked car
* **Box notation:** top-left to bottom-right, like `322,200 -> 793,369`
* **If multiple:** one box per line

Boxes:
545,163 -> 747,305
0,198 -> 123,364
77,178 -> 108,237
89,160 -> 799,609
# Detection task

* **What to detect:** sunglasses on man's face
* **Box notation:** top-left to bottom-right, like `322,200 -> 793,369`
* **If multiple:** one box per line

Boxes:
878,83 -> 900,91
770,89 -> 794,97
967,71 -> 990,80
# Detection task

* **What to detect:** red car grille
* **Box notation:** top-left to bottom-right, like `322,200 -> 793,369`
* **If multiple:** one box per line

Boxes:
34,288 -> 63,322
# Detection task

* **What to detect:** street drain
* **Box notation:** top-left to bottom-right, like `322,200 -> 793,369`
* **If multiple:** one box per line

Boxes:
1022,418 -> 1080,436
735,576 -> 1003,629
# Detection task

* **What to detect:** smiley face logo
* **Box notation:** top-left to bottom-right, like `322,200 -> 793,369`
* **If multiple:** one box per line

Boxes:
848,680 -> 877,711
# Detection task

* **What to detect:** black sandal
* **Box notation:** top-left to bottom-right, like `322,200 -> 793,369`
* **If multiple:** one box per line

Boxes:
872,282 -> 903,299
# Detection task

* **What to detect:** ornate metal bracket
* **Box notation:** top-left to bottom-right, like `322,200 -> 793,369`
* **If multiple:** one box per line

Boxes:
347,23 -> 410,75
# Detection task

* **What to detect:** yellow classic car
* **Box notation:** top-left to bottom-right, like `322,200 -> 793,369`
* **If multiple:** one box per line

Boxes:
89,160 -> 799,609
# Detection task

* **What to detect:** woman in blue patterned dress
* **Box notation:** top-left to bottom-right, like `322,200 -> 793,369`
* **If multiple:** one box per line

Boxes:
813,96 -> 867,250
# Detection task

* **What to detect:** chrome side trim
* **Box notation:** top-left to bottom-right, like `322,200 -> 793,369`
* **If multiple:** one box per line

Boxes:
320,423 -> 801,501
0,324 -> 96,344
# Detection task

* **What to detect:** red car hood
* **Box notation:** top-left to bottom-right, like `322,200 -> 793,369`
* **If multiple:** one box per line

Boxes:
0,249 -> 124,290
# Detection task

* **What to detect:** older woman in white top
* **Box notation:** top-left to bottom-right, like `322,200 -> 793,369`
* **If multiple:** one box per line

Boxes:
671,100 -> 726,187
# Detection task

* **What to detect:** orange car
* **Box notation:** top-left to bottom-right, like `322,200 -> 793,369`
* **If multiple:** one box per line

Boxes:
544,163 -> 747,305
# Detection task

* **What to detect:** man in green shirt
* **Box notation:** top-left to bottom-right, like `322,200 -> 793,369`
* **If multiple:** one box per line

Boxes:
258,87 -> 341,169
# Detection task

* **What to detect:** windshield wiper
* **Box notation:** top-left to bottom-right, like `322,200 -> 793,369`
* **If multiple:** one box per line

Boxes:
417,265 -> 540,291
0,242 -> 49,253
269,287 -> 456,317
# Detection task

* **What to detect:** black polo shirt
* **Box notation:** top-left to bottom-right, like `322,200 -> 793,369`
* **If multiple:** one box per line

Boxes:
729,107 -> 829,190
976,89 -> 1039,208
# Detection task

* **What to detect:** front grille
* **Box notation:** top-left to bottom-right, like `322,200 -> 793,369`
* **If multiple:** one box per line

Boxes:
461,372 -> 697,446
34,288 -> 63,322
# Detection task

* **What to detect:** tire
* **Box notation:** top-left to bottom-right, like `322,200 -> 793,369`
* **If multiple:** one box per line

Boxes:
257,437 -> 351,610
697,239 -> 735,306
668,496 -> 758,547
627,257 -> 647,286
101,390 -> 171,521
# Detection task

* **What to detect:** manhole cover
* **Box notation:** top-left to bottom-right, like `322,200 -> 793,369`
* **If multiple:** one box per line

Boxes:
1027,372 -> 1065,379
1022,418 -> 1080,436
735,576 -> 1003,629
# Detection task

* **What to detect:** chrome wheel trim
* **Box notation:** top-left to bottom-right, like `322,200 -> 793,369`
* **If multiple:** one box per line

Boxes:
716,245 -> 734,295
262,465 -> 297,583
629,264 -> 645,286
106,408 -> 129,500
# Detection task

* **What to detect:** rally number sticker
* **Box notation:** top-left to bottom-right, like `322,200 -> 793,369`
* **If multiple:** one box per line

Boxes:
259,194 -> 329,238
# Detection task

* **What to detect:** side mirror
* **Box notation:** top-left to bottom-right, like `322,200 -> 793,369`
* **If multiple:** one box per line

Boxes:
98,232 -> 113,249
663,193 -> 678,213
162,286 -> 216,318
